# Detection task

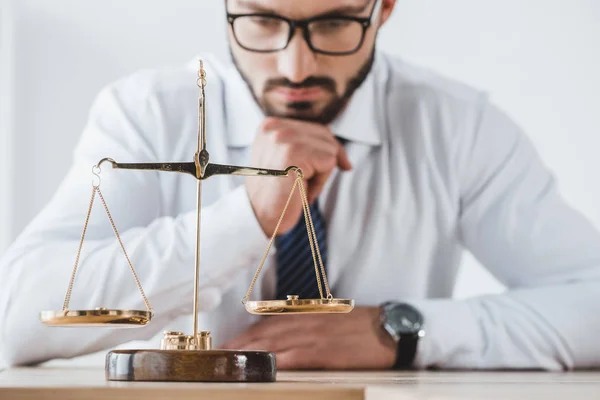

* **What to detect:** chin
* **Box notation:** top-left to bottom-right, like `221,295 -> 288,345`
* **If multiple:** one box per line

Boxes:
265,101 -> 329,122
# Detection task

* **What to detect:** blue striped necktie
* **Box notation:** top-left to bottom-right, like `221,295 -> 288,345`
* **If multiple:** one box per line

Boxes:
275,200 -> 327,300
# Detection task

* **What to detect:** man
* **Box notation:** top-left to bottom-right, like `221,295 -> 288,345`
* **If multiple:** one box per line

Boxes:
1,0 -> 599,370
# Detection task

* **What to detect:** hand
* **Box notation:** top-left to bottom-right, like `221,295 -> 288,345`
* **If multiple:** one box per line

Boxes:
245,117 -> 352,237
222,307 -> 397,370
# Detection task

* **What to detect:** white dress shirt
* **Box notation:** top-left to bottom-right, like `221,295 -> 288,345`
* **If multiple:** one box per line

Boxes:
1,51 -> 599,370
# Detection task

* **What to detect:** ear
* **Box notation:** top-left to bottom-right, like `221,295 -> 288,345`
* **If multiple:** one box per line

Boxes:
379,0 -> 397,26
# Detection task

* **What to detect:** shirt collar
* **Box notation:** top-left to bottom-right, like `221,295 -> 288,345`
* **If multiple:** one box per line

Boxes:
223,53 -> 384,147
329,55 -> 382,146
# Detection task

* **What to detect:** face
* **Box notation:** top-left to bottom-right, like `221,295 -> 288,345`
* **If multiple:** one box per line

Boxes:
227,0 -> 396,124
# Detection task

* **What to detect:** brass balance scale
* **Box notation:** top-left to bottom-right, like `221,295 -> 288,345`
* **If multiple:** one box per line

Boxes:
39,59 -> 354,382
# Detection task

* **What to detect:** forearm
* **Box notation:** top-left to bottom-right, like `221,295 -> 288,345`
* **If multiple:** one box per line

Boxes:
0,185 -> 269,367
411,279 -> 600,370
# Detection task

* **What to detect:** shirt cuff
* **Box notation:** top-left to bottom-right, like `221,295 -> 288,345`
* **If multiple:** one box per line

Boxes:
409,298 -> 484,369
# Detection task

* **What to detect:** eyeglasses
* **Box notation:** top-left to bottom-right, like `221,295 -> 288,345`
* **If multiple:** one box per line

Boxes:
226,0 -> 381,56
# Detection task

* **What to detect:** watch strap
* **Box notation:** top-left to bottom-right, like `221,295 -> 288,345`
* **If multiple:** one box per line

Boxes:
393,332 -> 419,369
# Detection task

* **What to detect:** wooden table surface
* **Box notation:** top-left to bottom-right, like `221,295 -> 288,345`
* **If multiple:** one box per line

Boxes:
1,367 -> 599,399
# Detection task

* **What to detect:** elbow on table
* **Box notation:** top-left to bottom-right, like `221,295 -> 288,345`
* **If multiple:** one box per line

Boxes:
0,312 -> 54,368
0,292 -> 62,368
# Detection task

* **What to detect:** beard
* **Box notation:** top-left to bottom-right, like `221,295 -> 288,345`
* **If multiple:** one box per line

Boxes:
230,49 -> 376,125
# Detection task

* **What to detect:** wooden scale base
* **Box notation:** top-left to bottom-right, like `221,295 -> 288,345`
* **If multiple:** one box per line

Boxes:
106,349 -> 276,382
106,330 -> 276,382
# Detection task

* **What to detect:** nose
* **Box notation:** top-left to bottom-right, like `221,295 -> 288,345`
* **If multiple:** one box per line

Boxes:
277,28 -> 318,84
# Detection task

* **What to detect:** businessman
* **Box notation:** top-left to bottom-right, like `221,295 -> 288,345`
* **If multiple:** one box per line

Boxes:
1,0 -> 599,370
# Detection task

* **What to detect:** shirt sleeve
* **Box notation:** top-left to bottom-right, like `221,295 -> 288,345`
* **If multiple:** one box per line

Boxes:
412,99 -> 600,370
0,81 -> 270,367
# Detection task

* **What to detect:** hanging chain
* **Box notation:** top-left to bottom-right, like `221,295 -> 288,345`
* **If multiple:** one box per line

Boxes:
96,188 -> 152,312
298,179 -> 333,300
242,170 -> 333,303
242,177 -> 300,304
298,181 -> 323,298
63,185 -> 96,310
63,169 -> 153,313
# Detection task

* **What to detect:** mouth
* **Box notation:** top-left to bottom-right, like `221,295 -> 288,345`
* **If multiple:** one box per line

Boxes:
272,86 -> 325,102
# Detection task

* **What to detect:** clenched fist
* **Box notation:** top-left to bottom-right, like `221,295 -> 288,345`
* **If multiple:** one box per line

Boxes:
246,117 -> 352,237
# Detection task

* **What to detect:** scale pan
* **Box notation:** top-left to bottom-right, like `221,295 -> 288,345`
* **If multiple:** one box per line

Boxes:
40,308 -> 151,327
245,297 -> 354,315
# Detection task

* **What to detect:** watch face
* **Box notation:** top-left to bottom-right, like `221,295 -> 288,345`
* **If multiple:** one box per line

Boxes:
386,303 -> 423,335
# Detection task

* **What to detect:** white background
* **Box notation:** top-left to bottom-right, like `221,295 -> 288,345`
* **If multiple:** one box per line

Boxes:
1,0 -> 599,302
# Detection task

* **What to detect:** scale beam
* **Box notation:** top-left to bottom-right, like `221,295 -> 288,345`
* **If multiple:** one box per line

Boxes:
204,163 -> 299,179
96,158 -> 197,178
96,157 -> 302,180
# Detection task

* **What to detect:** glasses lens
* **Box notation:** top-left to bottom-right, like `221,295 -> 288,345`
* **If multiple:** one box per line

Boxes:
308,19 -> 364,54
232,16 -> 290,51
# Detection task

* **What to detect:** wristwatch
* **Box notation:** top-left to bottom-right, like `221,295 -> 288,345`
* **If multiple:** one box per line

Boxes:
380,302 -> 425,369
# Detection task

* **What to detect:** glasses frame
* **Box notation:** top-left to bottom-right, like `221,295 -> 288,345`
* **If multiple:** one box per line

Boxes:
226,0 -> 381,56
